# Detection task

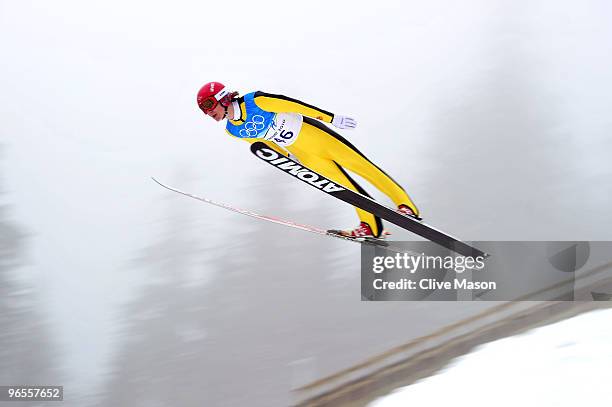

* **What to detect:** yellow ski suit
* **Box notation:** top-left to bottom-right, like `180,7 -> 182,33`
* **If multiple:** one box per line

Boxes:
225,91 -> 418,237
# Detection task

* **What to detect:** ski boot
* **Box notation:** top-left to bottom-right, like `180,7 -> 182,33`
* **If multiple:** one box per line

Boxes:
328,222 -> 388,242
397,204 -> 422,221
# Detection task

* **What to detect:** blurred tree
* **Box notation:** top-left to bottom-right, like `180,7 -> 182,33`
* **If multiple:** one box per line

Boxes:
95,173 -> 344,407
0,146 -> 60,404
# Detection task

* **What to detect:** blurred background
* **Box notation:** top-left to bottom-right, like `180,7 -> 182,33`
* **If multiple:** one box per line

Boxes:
1,0 -> 612,405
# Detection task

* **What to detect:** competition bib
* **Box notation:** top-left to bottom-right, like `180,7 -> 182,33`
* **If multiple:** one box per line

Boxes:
263,113 -> 303,146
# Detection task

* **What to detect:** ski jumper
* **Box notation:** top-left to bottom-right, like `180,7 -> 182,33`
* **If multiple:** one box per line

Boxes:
225,91 -> 419,237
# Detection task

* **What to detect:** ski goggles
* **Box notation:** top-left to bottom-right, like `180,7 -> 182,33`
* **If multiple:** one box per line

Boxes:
199,88 -> 231,113
198,97 -> 218,113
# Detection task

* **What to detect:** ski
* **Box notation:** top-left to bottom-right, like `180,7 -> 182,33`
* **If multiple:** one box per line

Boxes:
250,142 -> 488,258
151,177 -> 390,248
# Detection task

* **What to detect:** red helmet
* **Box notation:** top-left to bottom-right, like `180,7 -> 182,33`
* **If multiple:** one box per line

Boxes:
197,82 -> 232,113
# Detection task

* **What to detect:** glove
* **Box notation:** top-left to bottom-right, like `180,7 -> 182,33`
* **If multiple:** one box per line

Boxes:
331,115 -> 357,130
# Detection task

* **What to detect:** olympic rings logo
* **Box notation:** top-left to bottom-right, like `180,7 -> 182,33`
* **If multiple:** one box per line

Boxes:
239,115 -> 267,138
